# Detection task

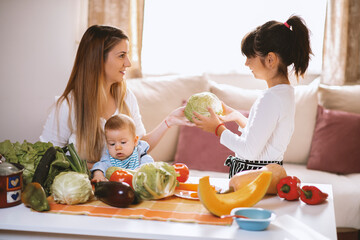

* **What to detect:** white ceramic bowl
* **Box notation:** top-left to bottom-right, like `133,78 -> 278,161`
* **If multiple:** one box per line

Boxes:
230,207 -> 276,231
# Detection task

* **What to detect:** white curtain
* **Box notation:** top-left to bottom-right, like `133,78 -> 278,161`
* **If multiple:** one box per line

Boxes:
322,0 -> 360,85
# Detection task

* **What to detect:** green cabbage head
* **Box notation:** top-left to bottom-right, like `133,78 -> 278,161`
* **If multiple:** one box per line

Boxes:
133,162 -> 178,200
184,92 -> 223,122
51,171 -> 93,205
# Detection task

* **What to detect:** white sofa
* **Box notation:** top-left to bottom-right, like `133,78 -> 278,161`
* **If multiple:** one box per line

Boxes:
127,74 -> 360,231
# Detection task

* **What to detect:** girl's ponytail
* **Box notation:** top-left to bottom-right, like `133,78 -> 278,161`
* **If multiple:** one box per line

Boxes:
286,16 -> 312,78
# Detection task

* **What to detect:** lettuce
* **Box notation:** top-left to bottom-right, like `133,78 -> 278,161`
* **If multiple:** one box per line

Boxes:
133,162 -> 179,200
0,140 -> 53,185
51,171 -> 93,205
184,92 -> 223,122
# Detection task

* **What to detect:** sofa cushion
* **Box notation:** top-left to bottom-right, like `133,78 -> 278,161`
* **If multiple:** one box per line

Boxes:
319,84 -> 360,114
284,79 -> 319,164
205,73 -> 268,90
127,75 -> 210,162
307,106 -> 360,174
209,79 -> 319,165
209,80 -> 262,111
174,111 -> 249,173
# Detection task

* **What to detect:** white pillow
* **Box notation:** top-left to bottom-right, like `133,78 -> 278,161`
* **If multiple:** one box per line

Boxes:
127,75 -> 210,162
210,78 -> 320,165
205,73 -> 268,90
284,78 -> 319,164
209,80 -> 262,110
319,84 -> 360,114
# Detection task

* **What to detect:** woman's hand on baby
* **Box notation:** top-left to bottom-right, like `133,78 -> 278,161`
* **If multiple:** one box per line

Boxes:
192,107 -> 222,133
167,106 -> 195,127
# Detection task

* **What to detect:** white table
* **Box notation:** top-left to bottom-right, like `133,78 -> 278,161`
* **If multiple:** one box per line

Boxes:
0,177 -> 337,240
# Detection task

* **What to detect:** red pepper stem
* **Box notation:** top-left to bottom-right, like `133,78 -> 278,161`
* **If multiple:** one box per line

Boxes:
301,189 -> 313,199
280,184 -> 291,193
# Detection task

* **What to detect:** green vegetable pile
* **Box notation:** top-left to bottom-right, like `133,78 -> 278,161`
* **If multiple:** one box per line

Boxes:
0,140 -> 52,185
0,140 -> 89,196
184,92 -> 223,122
133,162 -> 179,200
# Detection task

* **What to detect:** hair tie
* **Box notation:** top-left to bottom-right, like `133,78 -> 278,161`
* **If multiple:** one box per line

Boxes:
284,22 -> 292,31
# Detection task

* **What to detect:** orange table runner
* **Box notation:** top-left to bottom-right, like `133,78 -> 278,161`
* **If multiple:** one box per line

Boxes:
46,195 -> 233,226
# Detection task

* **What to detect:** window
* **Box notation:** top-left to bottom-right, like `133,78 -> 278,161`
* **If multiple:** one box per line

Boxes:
142,0 -> 327,76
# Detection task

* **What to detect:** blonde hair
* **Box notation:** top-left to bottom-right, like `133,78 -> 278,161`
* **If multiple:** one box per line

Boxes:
56,25 -> 130,163
105,114 -> 136,138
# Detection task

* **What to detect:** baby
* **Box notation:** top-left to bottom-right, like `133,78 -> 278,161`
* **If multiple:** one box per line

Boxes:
91,114 -> 154,182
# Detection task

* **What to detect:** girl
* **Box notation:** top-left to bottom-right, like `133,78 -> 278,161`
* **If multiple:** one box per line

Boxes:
193,16 -> 312,177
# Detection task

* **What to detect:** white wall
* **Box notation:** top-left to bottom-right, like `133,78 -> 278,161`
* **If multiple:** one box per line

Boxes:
0,0 -> 82,143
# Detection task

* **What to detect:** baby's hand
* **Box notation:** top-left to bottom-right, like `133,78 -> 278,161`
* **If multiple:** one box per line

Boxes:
91,170 -> 108,183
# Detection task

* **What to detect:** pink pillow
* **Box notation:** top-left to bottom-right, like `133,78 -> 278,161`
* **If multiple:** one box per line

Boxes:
307,106 -> 360,174
174,111 -> 249,172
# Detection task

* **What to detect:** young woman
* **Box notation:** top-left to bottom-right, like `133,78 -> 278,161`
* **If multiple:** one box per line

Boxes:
40,25 -> 191,169
192,15 -> 312,177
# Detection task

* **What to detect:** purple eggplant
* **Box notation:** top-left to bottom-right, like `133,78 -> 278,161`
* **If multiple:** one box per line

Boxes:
94,181 -> 135,208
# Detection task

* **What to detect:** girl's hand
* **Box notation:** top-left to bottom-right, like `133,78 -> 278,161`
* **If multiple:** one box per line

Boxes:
166,106 -> 195,127
219,102 -> 248,128
219,102 -> 237,122
192,107 -> 222,133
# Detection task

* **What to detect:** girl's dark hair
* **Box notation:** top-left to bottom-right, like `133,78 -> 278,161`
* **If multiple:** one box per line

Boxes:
241,15 -> 312,78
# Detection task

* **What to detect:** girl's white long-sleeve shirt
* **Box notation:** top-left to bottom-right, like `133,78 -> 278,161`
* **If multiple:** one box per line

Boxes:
220,84 -> 295,162
40,89 -> 146,148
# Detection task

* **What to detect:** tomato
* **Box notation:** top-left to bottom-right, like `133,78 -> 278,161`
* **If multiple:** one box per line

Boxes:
173,163 -> 189,182
109,170 -> 133,188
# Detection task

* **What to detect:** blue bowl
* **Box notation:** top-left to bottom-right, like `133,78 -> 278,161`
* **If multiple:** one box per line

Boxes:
231,208 -> 276,231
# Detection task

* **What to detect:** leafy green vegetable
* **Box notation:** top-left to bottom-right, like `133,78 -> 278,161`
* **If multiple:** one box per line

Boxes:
0,140 -> 53,185
51,171 -> 93,205
133,162 -> 178,200
184,92 -> 223,122
0,140 -> 90,196
62,143 -> 89,176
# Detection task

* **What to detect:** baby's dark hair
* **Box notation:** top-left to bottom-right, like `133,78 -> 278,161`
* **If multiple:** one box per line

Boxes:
241,15 -> 312,79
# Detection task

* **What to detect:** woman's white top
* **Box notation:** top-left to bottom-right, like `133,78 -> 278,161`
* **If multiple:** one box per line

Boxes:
39,89 -> 146,148
220,84 -> 295,162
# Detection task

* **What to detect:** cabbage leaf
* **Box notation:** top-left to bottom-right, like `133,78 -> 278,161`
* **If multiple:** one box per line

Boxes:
133,162 -> 179,200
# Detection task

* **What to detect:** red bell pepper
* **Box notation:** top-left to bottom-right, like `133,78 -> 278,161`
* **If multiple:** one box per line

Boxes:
109,170 -> 133,188
276,176 -> 301,200
173,163 -> 189,183
300,186 -> 328,205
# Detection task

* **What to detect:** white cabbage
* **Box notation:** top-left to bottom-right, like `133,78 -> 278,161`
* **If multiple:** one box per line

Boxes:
184,92 -> 223,122
51,171 -> 93,205
133,162 -> 178,200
